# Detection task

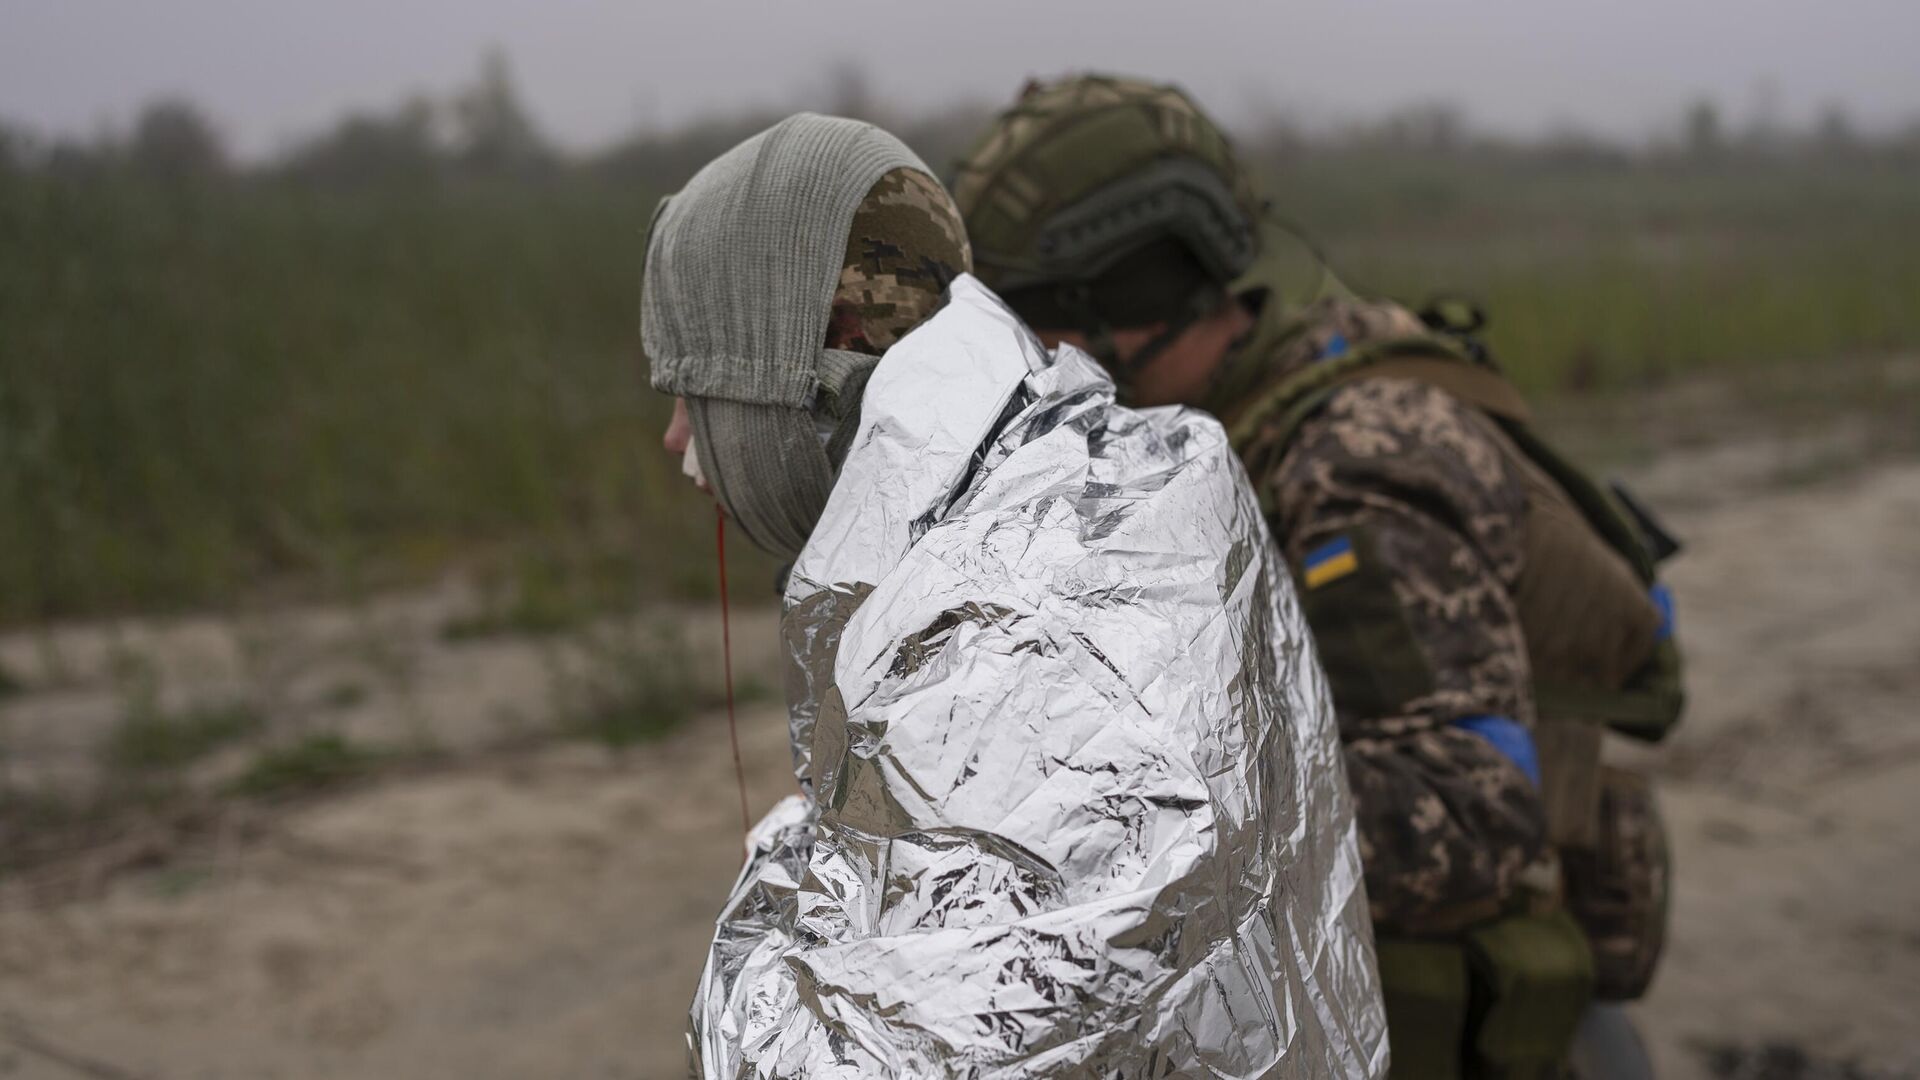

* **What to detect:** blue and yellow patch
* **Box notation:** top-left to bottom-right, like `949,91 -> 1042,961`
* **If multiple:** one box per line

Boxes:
1303,536 -> 1359,590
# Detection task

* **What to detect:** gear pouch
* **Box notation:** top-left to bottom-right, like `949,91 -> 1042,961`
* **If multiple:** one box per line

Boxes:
1464,909 -> 1594,1080
1378,938 -> 1470,1080
1563,767 -> 1671,1001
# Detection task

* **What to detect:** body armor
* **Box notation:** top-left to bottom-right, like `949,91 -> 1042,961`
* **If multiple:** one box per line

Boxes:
1231,324 -> 1685,1076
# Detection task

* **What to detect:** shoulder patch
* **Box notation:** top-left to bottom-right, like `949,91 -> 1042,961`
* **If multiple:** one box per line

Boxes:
1303,535 -> 1359,589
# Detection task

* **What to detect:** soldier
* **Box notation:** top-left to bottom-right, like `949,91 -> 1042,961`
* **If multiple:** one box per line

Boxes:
655,129 -> 972,555
648,112 -> 1387,1076
954,75 -> 1685,1079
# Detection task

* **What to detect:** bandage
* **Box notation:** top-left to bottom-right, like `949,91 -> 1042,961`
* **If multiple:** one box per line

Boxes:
682,439 -> 708,489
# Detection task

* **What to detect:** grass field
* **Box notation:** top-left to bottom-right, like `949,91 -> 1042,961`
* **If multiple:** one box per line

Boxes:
3,151 -> 1918,621
1273,155 -> 1920,392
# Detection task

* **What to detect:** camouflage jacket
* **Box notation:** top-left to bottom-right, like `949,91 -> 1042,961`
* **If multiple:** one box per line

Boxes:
1214,294 -> 1548,936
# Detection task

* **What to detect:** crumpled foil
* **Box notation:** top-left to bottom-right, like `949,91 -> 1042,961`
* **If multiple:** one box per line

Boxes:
689,276 -> 1387,1078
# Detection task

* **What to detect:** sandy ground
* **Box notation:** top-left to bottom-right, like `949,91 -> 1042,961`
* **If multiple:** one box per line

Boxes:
1,432 -> 1917,1077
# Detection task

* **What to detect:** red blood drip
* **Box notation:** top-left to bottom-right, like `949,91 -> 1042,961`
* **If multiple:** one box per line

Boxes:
718,506 -> 751,835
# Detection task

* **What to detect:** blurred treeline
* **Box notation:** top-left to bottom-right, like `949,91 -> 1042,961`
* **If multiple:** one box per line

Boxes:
4,55 -> 1919,623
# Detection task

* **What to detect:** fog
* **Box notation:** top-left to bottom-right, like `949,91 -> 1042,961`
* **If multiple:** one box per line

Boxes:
5,0 -> 1919,155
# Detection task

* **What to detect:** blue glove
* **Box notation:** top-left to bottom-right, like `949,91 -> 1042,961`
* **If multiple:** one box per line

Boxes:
1650,582 -> 1675,642
1452,714 -> 1541,787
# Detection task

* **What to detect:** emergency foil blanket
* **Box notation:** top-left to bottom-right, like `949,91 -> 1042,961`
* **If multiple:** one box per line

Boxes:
689,276 -> 1387,1078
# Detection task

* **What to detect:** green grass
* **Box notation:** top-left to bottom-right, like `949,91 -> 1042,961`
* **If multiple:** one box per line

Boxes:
734,673 -> 776,706
2,155 -> 1916,621
317,680 -> 369,710
225,733 -> 382,797
1259,155 -> 1920,396
144,864 -> 217,898
0,171 -> 765,623
104,699 -> 264,771
556,620 -> 722,748
440,548 -> 657,640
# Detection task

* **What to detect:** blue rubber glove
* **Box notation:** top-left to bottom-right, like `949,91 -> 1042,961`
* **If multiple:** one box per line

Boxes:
1649,582 -> 1675,642
1453,714 -> 1541,787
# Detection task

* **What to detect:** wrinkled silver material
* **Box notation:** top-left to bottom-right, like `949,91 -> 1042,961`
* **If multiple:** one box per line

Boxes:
690,276 -> 1387,1078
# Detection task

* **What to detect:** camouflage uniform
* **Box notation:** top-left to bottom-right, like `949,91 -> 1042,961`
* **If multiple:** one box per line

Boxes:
1562,767 -> 1669,1000
828,168 -> 971,355
1219,295 -> 1550,935
952,80 -> 1682,1072
1222,289 -> 1678,996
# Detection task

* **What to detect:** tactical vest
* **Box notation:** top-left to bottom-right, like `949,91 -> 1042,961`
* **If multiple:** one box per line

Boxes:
1229,330 -> 1685,1080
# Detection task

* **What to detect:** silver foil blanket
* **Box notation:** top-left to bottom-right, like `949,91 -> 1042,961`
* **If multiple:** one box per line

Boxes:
689,276 -> 1387,1078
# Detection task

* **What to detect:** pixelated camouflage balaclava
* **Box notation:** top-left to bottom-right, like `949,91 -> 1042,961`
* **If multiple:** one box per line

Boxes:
642,114 -> 970,559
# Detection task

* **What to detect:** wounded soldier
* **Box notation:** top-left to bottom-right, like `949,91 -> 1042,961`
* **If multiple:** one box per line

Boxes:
641,112 -> 1388,1078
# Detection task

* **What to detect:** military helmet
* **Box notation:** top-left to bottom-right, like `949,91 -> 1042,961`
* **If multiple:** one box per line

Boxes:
952,74 -> 1265,338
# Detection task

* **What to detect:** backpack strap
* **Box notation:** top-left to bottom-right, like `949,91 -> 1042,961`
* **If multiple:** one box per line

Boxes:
1491,422 -> 1686,743
1227,333 -> 1530,500
1228,335 -> 1686,745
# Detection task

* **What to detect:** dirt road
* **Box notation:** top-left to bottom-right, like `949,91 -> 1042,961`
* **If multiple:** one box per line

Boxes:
2,442 -> 1916,1078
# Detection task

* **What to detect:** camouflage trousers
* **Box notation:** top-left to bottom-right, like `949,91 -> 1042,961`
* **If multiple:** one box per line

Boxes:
1562,766 -> 1670,1001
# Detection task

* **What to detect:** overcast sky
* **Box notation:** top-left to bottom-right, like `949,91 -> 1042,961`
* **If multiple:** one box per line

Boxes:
5,0 -> 1918,156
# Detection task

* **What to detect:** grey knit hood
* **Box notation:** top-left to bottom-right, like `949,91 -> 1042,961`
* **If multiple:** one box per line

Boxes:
642,114 -> 932,558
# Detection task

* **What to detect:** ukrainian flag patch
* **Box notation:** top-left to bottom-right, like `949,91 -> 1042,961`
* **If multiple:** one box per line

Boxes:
1303,536 -> 1359,589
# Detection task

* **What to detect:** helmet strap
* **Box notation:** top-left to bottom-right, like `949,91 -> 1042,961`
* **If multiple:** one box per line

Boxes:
1050,280 -> 1223,403
1051,281 -> 1122,366
1110,285 -> 1223,396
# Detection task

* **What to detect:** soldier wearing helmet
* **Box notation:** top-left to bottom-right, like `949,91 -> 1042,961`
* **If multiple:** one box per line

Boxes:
955,75 -> 1685,1079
